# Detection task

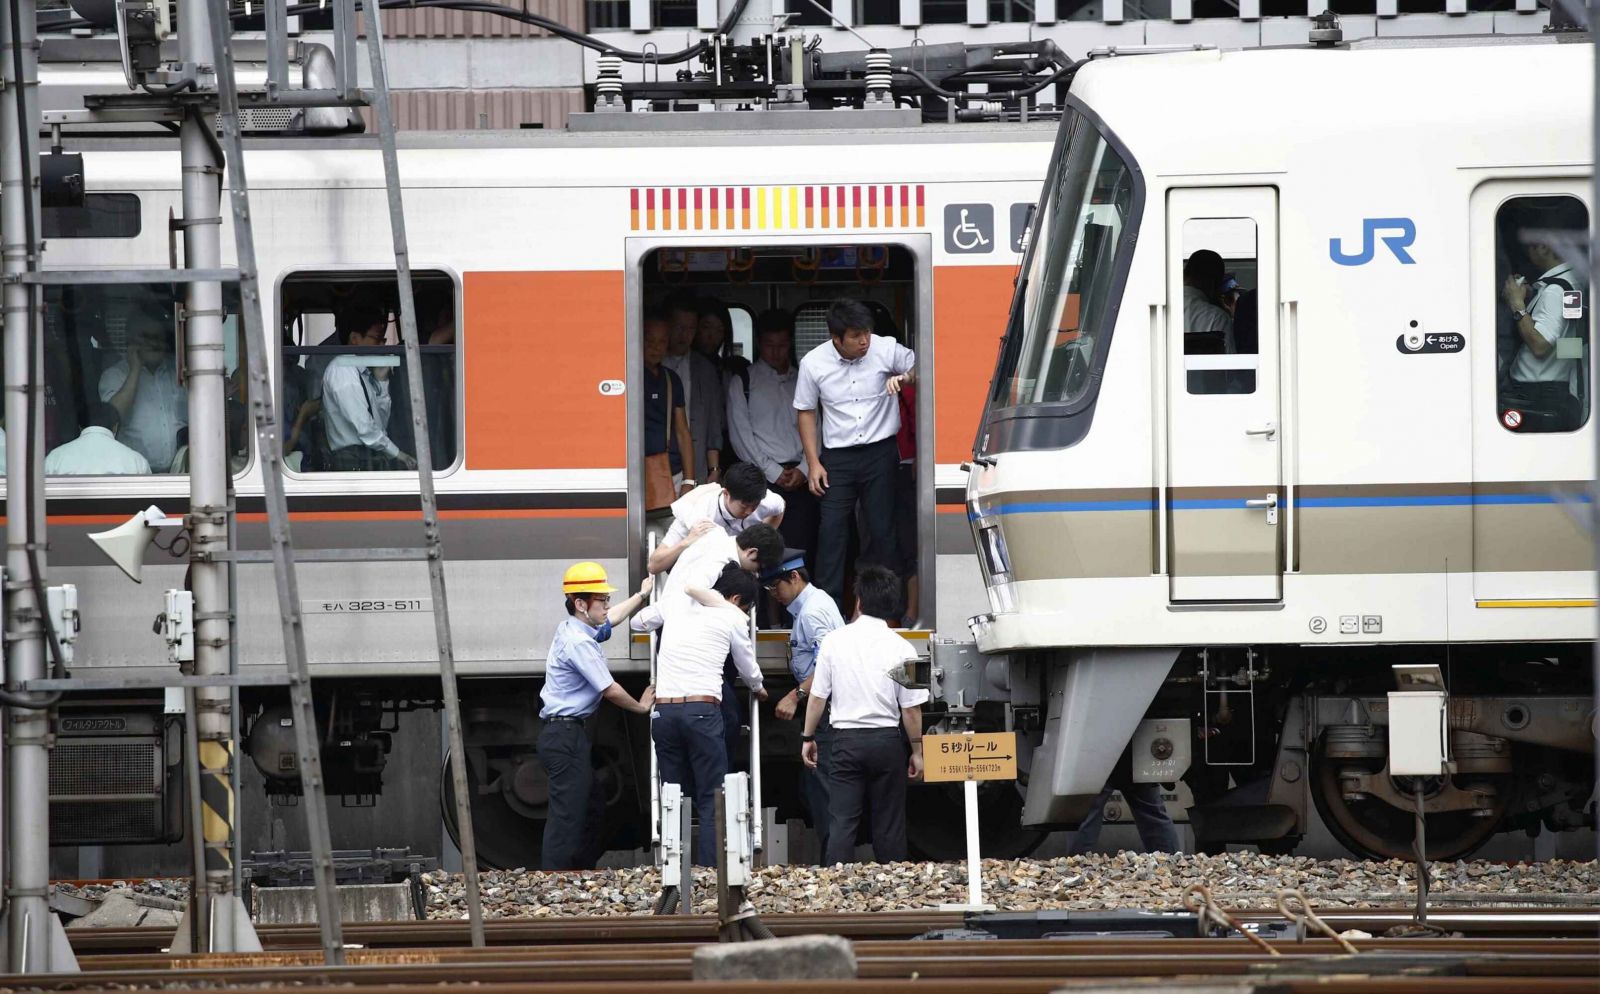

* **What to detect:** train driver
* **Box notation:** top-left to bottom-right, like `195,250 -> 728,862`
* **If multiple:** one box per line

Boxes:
647,462 -> 785,574
1502,224 -> 1586,430
1181,250 -> 1234,355
538,562 -> 656,871
801,564 -> 928,866
795,298 -> 915,606
321,304 -> 417,471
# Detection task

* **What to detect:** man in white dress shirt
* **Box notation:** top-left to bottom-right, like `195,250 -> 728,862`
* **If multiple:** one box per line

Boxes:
651,566 -> 767,864
98,312 -> 186,473
728,310 -> 819,573
648,463 -> 785,574
794,298 -> 915,605
1501,219 -> 1587,431
321,305 -> 417,472
800,564 -> 928,865
631,522 -> 784,633
45,403 -> 152,475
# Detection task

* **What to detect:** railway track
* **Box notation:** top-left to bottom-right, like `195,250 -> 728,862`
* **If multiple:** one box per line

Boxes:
8,907 -> 1590,994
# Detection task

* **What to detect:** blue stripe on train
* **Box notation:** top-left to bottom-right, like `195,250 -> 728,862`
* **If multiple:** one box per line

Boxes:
978,492 -> 1591,517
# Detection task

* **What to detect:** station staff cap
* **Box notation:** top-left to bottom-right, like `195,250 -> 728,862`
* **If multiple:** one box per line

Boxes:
759,548 -> 808,584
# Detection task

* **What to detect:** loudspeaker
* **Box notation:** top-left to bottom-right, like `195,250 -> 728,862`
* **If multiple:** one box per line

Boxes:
87,504 -> 176,583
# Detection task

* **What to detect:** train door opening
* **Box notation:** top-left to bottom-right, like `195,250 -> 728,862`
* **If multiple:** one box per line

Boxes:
626,240 -> 933,646
1165,188 -> 1283,602
1467,181 -> 1595,603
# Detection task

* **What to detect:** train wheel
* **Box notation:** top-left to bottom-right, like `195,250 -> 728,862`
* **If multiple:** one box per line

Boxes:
906,781 -> 1047,860
1310,738 -> 1506,861
440,749 -> 543,871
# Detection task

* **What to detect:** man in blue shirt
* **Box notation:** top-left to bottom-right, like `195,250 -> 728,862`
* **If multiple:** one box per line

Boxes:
764,549 -> 845,861
539,562 -> 655,871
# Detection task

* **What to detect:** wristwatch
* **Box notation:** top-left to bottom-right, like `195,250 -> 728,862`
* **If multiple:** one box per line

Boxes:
796,688 -> 809,701
681,478 -> 696,486
801,734 -> 816,743
1512,307 -> 1529,322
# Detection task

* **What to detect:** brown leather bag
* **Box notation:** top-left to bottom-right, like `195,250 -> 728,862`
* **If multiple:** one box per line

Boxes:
644,373 -> 677,511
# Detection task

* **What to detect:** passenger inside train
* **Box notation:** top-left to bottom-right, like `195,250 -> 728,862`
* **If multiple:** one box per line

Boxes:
637,245 -> 924,630
1495,196 -> 1591,433
278,270 -> 458,472
1181,222 -> 1258,395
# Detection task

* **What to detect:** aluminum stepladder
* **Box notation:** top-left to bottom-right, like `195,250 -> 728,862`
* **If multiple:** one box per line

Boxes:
201,0 -> 485,957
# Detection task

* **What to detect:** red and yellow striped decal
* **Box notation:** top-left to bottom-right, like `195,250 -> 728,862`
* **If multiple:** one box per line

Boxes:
629,184 -> 928,232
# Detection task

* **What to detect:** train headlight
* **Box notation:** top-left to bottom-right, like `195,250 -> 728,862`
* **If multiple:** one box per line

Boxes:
978,523 -> 1013,584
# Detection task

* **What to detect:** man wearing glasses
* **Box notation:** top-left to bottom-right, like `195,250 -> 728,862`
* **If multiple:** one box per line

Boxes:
538,562 -> 655,871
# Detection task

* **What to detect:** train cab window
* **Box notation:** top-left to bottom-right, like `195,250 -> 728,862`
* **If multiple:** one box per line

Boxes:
638,245 -> 924,630
38,283 -> 247,476
1494,196 -> 1590,433
997,110 -> 1137,409
279,271 -> 459,473
1181,218 -> 1258,395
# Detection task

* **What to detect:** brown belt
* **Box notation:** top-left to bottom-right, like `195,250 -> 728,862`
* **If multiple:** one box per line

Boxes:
655,695 -> 720,705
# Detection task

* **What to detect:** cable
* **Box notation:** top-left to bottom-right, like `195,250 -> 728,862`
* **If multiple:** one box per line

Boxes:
5,0 -> 67,709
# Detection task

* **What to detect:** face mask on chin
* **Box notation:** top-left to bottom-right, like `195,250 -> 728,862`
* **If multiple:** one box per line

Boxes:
592,619 -> 613,643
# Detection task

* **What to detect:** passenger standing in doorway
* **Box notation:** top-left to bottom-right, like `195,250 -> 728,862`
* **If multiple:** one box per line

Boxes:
539,562 -> 656,871
801,565 -> 928,865
320,305 -> 417,471
728,310 -> 820,576
665,294 -> 726,488
794,299 -> 915,606
98,305 -> 187,473
653,565 -> 767,864
766,549 -> 845,860
644,312 -> 696,543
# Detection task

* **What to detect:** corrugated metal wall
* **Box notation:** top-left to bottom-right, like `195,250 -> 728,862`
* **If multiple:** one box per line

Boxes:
359,87 -> 585,130
358,0 -> 585,37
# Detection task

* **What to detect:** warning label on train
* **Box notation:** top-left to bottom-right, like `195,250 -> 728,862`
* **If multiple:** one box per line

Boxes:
923,732 -> 1019,783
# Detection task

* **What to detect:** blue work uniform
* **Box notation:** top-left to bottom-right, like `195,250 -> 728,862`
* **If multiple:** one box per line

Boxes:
538,616 -> 617,870
787,583 -> 844,861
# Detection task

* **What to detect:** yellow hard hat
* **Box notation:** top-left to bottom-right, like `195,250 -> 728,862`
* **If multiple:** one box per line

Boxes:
562,561 -> 617,595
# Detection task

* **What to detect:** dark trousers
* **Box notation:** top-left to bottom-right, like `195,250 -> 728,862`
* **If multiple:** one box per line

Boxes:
775,471 -> 821,570
825,727 -> 908,866
802,725 -> 834,861
538,719 -> 596,870
721,667 -> 745,773
1068,781 -> 1180,855
651,701 -> 728,866
816,437 -> 899,606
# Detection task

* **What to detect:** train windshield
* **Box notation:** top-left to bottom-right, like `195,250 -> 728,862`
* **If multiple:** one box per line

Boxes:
998,111 -> 1137,409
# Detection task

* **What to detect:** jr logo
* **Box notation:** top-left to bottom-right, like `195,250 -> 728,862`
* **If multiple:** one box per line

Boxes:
1329,217 -> 1417,266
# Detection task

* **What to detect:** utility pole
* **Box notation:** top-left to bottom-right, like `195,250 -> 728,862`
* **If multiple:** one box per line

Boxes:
0,0 -> 72,970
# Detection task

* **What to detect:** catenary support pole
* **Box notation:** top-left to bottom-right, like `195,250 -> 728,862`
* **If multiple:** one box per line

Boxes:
176,0 -> 242,948
1,0 -> 57,970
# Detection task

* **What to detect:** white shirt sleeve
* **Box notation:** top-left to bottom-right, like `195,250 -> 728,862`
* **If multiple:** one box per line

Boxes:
884,336 -> 915,376
98,363 -> 128,402
728,375 -> 785,483
1529,283 -> 1567,347
793,357 -> 820,412
755,490 -> 786,523
727,612 -> 762,690
662,514 -> 691,548
325,364 -> 400,458
810,636 -> 833,701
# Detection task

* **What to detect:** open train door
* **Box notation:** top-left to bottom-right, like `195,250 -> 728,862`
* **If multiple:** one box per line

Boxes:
1467,180 -> 1596,608
1165,188 -> 1283,602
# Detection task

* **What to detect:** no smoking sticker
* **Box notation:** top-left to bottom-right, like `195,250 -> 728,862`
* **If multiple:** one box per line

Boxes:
1502,409 -> 1523,430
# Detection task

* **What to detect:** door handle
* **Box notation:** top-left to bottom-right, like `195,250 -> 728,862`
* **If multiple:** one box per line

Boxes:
1245,421 -> 1277,440
1245,492 -> 1279,525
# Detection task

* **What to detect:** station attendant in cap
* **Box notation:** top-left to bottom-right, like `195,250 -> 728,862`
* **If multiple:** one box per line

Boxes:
538,562 -> 655,871
763,548 -> 845,860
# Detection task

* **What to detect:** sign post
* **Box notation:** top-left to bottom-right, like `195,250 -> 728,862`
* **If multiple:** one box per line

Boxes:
924,729 -> 1018,911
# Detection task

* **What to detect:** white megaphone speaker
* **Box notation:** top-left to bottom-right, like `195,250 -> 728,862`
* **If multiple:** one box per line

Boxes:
88,504 -> 184,583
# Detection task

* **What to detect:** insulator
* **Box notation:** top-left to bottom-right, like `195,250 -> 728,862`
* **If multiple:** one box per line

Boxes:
864,48 -> 892,99
596,52 -> 623,100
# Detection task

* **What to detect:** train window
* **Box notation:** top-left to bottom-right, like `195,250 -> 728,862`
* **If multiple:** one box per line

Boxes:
1494,196 -> 1590,433
728,306 -> 754,363
1181,218 -> 1258,395
998,110 -> 1137,408
279,271 -> 459,473
42,194 -> 142,239
39,283 -> 247,476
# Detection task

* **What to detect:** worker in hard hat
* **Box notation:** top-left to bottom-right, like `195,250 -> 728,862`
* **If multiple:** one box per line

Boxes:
538,562 -> 655,871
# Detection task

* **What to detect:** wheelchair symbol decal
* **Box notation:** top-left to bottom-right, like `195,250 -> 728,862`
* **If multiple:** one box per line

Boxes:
944,203 -> 995,254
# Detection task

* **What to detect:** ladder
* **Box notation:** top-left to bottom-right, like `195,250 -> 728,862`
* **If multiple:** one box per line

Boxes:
201,0 -> 486,958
